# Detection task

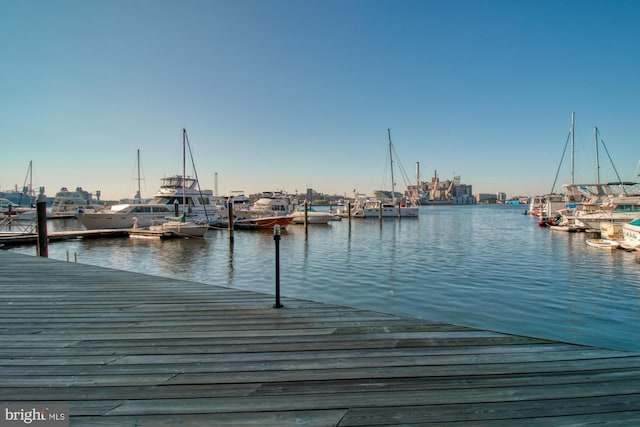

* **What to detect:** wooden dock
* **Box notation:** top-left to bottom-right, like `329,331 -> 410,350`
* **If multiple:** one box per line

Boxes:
1,251 -> 640,426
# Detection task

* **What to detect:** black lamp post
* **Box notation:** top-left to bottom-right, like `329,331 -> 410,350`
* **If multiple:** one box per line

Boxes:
273,224 -> 283,308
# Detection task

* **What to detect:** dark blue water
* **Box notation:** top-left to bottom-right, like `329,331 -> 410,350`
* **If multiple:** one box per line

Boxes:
8,205 -> 640,351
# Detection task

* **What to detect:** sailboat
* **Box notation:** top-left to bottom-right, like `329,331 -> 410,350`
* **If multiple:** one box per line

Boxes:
79,131 -> 218,232
350,129 -> 420,218
2,161 -> 38,219
148,129 -> 210,238
556,124 -> 640,229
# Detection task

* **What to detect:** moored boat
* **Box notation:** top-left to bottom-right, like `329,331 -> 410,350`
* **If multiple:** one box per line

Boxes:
290,205 -> 335,224
351,198 -> 419,218
348,129 -> 420,219
233,191 -> 296,229
147,216 -> 208,238
621,218 -> 640,250
234,215 -> 294,230
586,238 -> 619,250
78,130 -> 220,229
564,194 -> 640,230
79,203 -> 177,229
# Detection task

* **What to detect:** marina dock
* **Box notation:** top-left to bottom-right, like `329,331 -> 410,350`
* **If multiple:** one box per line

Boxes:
0,229 -> 129,246
1,251 -> 640,426
0,229 -> 184,247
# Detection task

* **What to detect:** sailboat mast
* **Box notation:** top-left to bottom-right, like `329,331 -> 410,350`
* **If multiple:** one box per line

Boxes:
182,128 -> 187,215
570,112 -> 575,186
388,128 -> 396,205
594,127 -> 600,186
136,149 -> 141,203
28,160 -> 33,204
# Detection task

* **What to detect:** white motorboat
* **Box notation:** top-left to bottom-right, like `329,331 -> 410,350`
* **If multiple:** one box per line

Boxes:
621,218 -> 640,249
78,203 -> 176,229
586,238 -> 619,250
129,215 -> 208,239
291,205 -> 335,224
237,192 -> 293,216
77,176 -> 220,229
565,194 -> 640,230
351,198 -> 419,218
148,217 -> 208,238
232,192 -> 296,229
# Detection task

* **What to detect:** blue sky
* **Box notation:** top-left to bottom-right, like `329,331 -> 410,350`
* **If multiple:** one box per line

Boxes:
1,0 -> 639,201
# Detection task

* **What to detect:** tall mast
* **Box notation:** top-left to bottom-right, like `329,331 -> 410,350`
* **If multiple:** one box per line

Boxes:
182,128 -> 187,215
570,112 -> 575,185
28,160 -> 33,203
594,127 -> 600,186
388,128 -> 396,204
137,149 -> 141,201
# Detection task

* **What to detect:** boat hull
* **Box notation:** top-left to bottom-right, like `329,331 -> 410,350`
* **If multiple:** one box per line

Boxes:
291,212 -> 334,224
78,212 -> 170,229
149,221 -> 208,238
586,239 -> 619,250
570,213 -> 640,230
622,220 -> 640,249
234,216 -> 294,230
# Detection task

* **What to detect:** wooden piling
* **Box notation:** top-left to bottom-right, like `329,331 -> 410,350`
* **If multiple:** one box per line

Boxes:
36,194 -> 48,257
227,197 -> 234,243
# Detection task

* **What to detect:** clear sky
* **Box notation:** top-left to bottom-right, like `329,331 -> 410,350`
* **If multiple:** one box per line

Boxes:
1,0 -> 639,201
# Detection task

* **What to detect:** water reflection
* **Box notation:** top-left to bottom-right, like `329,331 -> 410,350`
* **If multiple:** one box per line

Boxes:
226,239 -> 234,286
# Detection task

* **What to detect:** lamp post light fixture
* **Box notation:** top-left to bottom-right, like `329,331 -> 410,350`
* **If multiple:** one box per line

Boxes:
273,224 -> 283,308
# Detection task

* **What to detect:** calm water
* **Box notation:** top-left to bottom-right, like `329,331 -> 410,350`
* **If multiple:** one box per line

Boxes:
7,205 -> 640,351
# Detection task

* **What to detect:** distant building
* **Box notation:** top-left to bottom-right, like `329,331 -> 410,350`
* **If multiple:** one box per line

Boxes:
406,170 -> 475,205
476,193 -> 498,204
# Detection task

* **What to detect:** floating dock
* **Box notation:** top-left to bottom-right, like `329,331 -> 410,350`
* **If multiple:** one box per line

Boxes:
1,251 -> 640,426
0,229 -> 130,247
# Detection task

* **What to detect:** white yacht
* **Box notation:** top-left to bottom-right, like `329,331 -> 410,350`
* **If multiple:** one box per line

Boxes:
291,205 -> 336,224
559,183 -> 640,229
350,198 -> 419,218
567,195 -> 640,229
77,175 -> 220,229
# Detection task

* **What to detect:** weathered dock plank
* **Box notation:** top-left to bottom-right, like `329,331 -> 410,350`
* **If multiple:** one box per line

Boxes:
1,251 -> 640,426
